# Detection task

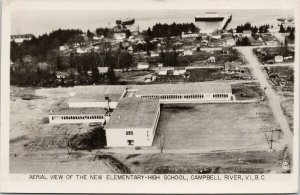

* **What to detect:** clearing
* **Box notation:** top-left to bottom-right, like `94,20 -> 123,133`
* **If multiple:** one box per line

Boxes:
153,103 -> 281,151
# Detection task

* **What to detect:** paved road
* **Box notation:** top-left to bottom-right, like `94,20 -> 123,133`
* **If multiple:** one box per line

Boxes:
236,47 -> 293,151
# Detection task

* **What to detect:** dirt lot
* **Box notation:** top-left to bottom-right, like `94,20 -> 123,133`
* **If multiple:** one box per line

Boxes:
10,86 -> 289,174
9,87 -> 113,173
153,103 -> 281,150
232,82 -> 264,100
281,99 -> 294,132
264,66 -> 294,96
116,150 -> 290,174
254,47 -> 294,64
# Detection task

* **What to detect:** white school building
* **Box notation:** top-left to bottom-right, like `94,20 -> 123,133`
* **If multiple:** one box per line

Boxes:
49,82 -> 235,146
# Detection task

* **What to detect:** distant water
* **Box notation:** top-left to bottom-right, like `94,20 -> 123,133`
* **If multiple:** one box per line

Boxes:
11,9 -> 294,36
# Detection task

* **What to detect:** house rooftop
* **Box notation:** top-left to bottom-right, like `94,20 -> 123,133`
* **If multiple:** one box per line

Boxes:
105,98 -> 160,129
130,82 -> 232,95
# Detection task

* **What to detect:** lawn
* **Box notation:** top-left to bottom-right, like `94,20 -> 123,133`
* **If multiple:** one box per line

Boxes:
153,103 -> 280,150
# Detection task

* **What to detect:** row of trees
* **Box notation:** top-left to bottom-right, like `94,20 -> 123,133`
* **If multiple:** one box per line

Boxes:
235,22 -> 270,34
146,22 -> 199,38
11,29 -> 83,62
279,25 -> 295,33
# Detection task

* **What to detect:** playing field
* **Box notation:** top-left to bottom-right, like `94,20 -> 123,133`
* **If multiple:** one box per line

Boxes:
153,103 -> 280,151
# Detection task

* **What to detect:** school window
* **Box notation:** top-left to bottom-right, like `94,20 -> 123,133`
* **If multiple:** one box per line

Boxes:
126,131 -> 133,135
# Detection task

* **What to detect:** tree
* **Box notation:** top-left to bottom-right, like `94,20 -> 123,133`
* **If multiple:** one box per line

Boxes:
288,31 -> 295,41
107,66 -> 118,84
241,37 -> 251,46
56,56 -> 63,70
87,30 -> 94,40
279,24 -> 286,33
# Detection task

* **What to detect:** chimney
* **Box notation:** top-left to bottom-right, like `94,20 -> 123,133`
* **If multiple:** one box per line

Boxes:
105,96 -> 110,111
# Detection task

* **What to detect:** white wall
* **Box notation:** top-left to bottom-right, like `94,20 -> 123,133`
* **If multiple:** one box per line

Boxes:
106,128 -> 154,147
49,115 -> 105,124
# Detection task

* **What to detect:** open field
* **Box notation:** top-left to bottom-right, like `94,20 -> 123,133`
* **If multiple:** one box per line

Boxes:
281,99 -> 294,132
117,150 -> 290,174
10,86 -> 289,174
153,103 -> 281,150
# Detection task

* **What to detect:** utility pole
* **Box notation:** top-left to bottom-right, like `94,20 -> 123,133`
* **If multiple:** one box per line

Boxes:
264,129 -> 281,150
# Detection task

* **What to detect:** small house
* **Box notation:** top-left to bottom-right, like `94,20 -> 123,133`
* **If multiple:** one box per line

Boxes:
226,38 -> 236,46
201,40 -> 209,46
183,50 -> 193,56
59,45 -> 69,51
207,56 -> 216,63
242,30 -> 252,37
182,32 -> 199,38
137,62 -> 150,70
274,55 -> 284,63
98,67 -> 109,75
114,32 -> 126,41
211,33 -> 221,39
158,67 -> 174,75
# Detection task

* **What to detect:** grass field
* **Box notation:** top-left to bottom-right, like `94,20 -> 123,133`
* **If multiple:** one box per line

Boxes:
153,103 -> 280,151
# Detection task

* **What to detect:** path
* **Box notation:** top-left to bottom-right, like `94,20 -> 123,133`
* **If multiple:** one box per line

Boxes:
236,46 -> 293,152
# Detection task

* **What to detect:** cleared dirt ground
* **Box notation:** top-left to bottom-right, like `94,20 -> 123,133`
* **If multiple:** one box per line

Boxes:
10,87 -> 289,174
153,103 -> 281,151
281,99 -> 294,132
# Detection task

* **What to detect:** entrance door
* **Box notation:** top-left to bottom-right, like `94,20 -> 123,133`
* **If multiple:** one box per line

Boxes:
127,140 -> 134,146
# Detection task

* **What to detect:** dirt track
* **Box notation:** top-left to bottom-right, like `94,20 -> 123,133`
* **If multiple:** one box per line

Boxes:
236,47 -> 293,152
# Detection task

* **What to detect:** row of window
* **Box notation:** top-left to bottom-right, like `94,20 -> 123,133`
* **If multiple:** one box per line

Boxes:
126,131 -> 133,135
213,94 -> 229,98
51,115 -> 104,120
141,94 -> 205,100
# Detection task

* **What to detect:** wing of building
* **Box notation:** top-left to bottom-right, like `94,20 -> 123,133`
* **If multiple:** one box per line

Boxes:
105,98 -> 160,147
49,82 -> 235,147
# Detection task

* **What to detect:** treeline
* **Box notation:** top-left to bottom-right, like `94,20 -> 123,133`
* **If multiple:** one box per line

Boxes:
279,25 -> 295,41
147,23 -> 199,38
95,27 -> 131,38
11,29 -> 83,62
235,22 -> 270,34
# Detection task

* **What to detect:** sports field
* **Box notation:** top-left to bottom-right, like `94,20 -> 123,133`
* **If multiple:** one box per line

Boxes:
153,103 -> 280,151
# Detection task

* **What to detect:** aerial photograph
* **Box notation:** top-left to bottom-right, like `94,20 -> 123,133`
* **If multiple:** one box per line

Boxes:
9,8 -> 295,174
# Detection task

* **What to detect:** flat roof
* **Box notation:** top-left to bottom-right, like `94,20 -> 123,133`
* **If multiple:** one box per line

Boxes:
50,107 -> 107,115
105,98 -> 160,129
130,82 -> 232,95
69,85 -> 126,103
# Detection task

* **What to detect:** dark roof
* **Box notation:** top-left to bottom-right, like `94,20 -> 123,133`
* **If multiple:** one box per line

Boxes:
105,98 -> 160,129
130,82 -> 232,95
50,107 -> 107,115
